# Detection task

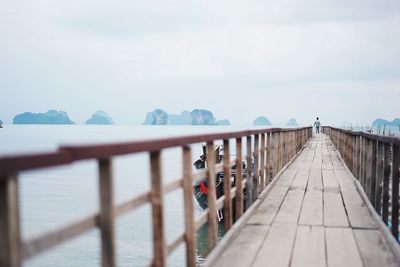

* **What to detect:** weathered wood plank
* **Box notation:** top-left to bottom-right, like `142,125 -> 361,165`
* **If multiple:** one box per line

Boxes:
325,227 -> 363,267
353,229 -> 398,267
341,189 -> 377,229
213,225 -> 269,267
247,185 -> 289,225
291,226 -> 326,267
291,168 -> 309,189
308,168 -> 322,190
324,191 -> 349,227
322,169 -> 339,189
299,189 -> 323,226
274,188 -> 305,224
252,223 -> 297,267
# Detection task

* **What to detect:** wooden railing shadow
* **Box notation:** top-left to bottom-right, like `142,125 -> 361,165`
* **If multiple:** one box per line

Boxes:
0,127 -> 312,267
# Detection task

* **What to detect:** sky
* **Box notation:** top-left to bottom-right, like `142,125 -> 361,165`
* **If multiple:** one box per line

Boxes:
0,0 -> 399,126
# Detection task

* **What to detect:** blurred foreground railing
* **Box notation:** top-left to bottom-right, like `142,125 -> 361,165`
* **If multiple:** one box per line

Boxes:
0,127 -> 312,267
323,126 -> 400,240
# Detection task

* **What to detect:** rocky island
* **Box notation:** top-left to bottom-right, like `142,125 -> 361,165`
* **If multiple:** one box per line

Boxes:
143,109 -> 230,125
86,111 -> 114,125
253,116 -> 271,126
287,118 -> 298,126
13,110 -> 75,124
372,118 -> 400,127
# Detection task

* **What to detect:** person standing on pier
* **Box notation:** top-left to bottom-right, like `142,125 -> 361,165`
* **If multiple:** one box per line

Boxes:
314,117 -> 321,133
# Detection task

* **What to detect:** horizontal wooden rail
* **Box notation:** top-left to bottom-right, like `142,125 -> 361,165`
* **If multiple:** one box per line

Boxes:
0,127 -> 312,267
323,126 -> 400,240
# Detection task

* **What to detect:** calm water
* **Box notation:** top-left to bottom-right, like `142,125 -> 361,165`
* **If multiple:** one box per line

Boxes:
0,125 -> 253,267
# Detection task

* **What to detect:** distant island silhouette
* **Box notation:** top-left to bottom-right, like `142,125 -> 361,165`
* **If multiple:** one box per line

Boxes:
253,116 -> 272,126
287,118 -> 298,126
143,109 -> 231,125
86,111 -> 114,125
13,110 -> 75,124
372,118 -> 400,127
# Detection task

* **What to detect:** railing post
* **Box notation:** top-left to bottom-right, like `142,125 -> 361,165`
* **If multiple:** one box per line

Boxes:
223,139 -> 232,230
260,133 -> 266,190
98,158 -> 116,267
246,136 -> 253,208
370,140 -> 377,207
391,144 -> 399,239
376,141 -> 384,213
235,138 -> 243,220
206,141 -> 217,250
382,143 -> 391,225
182,146 -> 196,267
254,134 -> 259,198
266,132 -> 271,185
0,174 -> 21,267
149,152 -> 166,267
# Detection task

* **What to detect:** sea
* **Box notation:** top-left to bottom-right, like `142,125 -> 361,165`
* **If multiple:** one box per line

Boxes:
1,124 -> 398,267
0,125 -> 254,267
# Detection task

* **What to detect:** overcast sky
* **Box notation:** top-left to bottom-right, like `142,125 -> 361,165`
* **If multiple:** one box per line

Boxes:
0,0 -> 399,126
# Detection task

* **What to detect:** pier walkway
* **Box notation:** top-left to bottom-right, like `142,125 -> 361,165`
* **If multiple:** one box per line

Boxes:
206,134 -> 399,267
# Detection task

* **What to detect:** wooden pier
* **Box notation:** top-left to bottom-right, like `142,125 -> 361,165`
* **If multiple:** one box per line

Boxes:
204,133 -> 400,267
0,126 -> 399,267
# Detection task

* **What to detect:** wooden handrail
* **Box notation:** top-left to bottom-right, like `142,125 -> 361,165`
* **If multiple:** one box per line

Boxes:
0,127 -> 312,267
322,126 -> 400,240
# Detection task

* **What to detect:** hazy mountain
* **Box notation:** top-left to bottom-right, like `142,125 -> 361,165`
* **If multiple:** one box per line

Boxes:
143,109 -> 169,125
253,116 -> 271,126
13,110 -> 75,124
287,118 -> 298,126
86,111 -> 114,125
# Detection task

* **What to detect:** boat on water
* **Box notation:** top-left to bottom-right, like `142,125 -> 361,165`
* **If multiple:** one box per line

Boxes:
193,145 -> 248,220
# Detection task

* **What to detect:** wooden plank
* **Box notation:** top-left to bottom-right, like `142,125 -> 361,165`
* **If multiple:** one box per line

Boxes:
206,141 -> 217,250
325,227 -> 363,267
223,139 -> 232,230
247,185 -> 288,225
291,168 -> 309,189
322,169 -> 339,189
291,226 -> 326,267
333,169 -> 354,190
274,187 -> 305,224
98,158 -> 116,267
341,189 -> 377,229
235,138 -> 243,220
182,146 -> 196,267
299,189 -> 323,226
213,225 -> 269,267
308,168 -> 322,190
252,223 -> 297,267
276,167 -> 298,186
353,229 -> 398,267
324,191 -> 349,227
0,174 -> 21,267
150,152 -> 166,267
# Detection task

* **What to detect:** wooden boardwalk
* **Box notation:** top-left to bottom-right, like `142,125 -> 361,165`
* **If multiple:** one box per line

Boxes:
207,134 -> 399,267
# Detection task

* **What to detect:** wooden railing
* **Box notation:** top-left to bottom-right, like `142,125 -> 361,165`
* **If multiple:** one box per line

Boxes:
323,126 -> 400,240
0,127 -> 312,267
